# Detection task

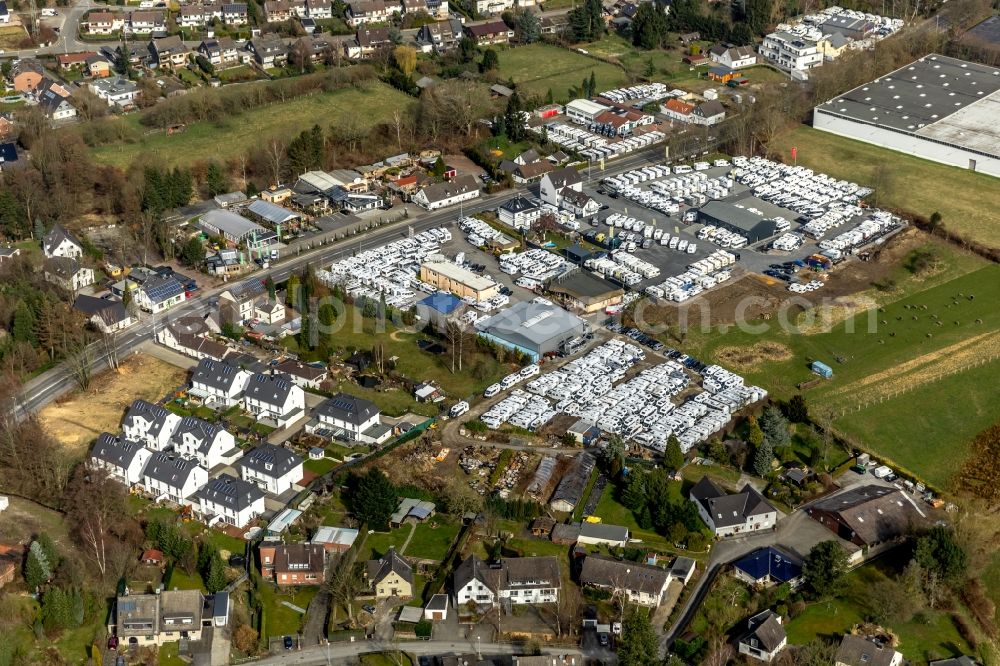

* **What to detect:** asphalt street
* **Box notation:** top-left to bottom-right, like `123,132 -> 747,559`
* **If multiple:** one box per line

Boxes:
252,639 -> 591,665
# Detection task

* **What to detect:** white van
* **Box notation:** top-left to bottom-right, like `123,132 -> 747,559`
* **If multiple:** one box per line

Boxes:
483,384 -> 501,398
449,401 -> 470,418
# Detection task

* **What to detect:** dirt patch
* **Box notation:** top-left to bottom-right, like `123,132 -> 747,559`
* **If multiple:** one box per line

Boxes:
715,341 -> 794,372
827,329 -> 1000,406
39,354 -> 187,456
0,496 -> 70,548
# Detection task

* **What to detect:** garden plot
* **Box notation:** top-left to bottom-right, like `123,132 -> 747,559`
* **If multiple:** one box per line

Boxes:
479,339 -> 765,453
318,227 -> 453,306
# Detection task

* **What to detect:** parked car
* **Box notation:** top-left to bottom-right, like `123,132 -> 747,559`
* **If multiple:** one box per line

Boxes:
283,636 -> 293,650
362,604 -> 376,614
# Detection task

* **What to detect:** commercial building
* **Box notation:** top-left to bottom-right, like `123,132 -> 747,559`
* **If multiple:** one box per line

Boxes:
697,200 -> 780,242
807,484 -> 922,552
199,209 -> 275,248
476,301 -> 588,362
420,260 -> 499,301
813,54 -> 1000,177
546,270 -> 623,314
565,98 -> 610,125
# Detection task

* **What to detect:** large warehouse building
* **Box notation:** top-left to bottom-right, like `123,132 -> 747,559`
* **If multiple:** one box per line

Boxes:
698,200 -> 780,242
420,260 -> 500,301
476,301 -> 588,361
813,54 -> 1000,177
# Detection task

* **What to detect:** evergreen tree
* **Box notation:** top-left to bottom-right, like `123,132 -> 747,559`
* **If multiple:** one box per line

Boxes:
206,162 -> 229,197
37,534 -> 59,572
204,551 -> 226,593
317,302 -> 336,357
34,218 -> 44,241
350,468 -> 398,530
0,189 -> 26,240
265,275 -> 276,301
803,541 -> 848,597
13,300 -> 37,344
480,48 -> 499,72
545,89 -> 554,105
753,441 -> 774,477
760,406 -> 791,448
181,236 -> 206,267
503,91 -> 526,142
286,274 -> 301,308
588,71 -> 597,97
514,8 -> 541,43
747,415 -> 764,448
786,394 -> 808,423
631,1 -> 669,49
663,435 -> 685,471
24,541 -> 51,589
618,608 -> 659,666
620,470 -> 647,512
431,156 -> 447,178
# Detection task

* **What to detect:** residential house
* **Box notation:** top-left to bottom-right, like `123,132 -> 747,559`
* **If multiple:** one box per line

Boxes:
453,555 -> 560,607
498,196 -> 541,230
170,416 -> 239,470
86,54 -> 113,78
346,26 -> 390,58
253,296 -> 285,324
194,473 -> 265,528
732,547 -> 803,588
150,35 -> 188,68
708,44 -> 758,69
43,223 -> 83,258
463,19 -> 513,46
206,249 -> 248,277
73,295 -> 134,333
122,399 -> 182,450
221,3 -> 250,24
302,0 -> 333,18
506,160 -> 554,185
57,52 -> 95,71
141,453 -> 209,504
90,432 -> 154,487
84,11 -> 125,35
412,174 -> 480,210
89,76 -> 139,108
662,97 -> 696,123
578,522 -> 629,548
114,590 -> 204,647
759,32 -> 822,74
817,32 -> 851,59
366,547 -> 413,599
242,373 -> 305,427
0,246 -> 19,261
219,280 -> 267,323
157,319 -> 230,361
134,274 -> 186,313
0,0 -> 9,24
248,36 -> 288,66
313,393 -> 382,442
415,18 -> 463,52
260,543 -> 326,585
44,257 -> 96,292
579,555 -> 670,607
807,485 -> 921,552
36,79 -> 77,120
13,59 -> 46,93
274,360 -> 327,389
179,5 -> 212,26
738,610 -> 787,662
692,99 -> 726,125
707,65 -> 738,83
263,0 -> 293,20
559,189 -> 600,218
346,0 -> 392,26
834,635 -> 903,666
539,167 -> 582,207
190,358 -> 251,407
238,443 -> 304,495
129,10 -> 166,33
592,108 -> 653,136
198,37 -> 240,66
689,475 -> 778,537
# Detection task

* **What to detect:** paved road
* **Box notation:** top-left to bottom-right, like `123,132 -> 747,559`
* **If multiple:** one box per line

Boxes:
13,144 -> 677,420
253,640 -> 591,665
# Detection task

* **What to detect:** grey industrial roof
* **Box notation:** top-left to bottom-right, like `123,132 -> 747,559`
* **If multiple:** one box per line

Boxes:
820,14 -> 872,35
192,358 -> 246,393
247,199 -> 300,225
238,443 -> 303,479
548,270 -> 623,301
315,393 -> 379,426
92,432 -> 147,469
698,200 -> 780,236
143,452 -> 203,487
478,301 -> 586,349
194,473 -> 264,511
579,522 -> 629,542
815,54 -> 1000,158
200,209 -> 266,240
580,555 -> 670,596
244,372 -> 295,407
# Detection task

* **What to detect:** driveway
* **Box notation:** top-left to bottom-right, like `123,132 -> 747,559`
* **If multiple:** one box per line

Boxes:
301,588 -> 331,646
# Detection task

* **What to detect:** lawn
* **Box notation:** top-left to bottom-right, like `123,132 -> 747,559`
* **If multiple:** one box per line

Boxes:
304,456 -> 338,475
360,653 -> 414,666
404,520 -> 461,561
168,567 -> 207,593
771,126 -> 1000,249
361,527 -> 411,561
785,562 -> 971,664
497,44 -> 628,103
158,641 -> 189,666
678,262 -> 1000,487
257,584 -> 319,638
591,480 -> 709,557
90,82 -> 417,170
0,25 -> 27,50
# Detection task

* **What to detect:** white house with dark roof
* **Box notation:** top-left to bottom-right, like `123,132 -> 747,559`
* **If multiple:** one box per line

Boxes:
90,433 -> 153,486
412,174 -> 480,210
238,444 -> 303,495
313,393 -> 381,442
122,399 -> 182,451
242,373 -> 305,428
539,167 -> 583,207
194,473 -> 265,528
134,274 -> 186,313
190,358 -> 251,407
738,609 -> 787,662
689,475 -> 778,537
578,522 -> 630,548
579,555 -> 671,607
453,555 -> 560,607
141,453 -> 208,504
170,416 -> 240,470
219,280 -> 267,322
273,360 -> 326,389
498,196 -> 541,230
73,295 -> 134,333
42,223 -> 84,259
44,257 -> 96,292
157,321 -> 230,362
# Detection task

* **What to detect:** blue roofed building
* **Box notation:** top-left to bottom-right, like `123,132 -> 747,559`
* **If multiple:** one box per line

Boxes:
415,291 -> 465,329
732,547 -> 803,588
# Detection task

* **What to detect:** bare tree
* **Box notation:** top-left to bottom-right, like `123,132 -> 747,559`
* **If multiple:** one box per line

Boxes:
65,467 -> 137,580
66,340 -> 94,390
266,137 -> 286,186
101,330 -> 121,372
444,318 -> 469,373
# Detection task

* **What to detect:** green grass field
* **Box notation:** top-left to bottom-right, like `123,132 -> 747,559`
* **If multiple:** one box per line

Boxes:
404,520 -> 461,560
90,82 -> 416,170
257,585 -> 318,637
497,44 -> 628,103
785,562 -> 971,663
772,126 -> 1000,249
678,259 -> 1000,486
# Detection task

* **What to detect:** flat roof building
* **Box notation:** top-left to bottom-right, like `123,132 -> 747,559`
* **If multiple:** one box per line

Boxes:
546,270 -> 623,314
476,301 -> 588,362
698,200 -> 781,242
813,54 -> 1000,177
420,260 -> 499,301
